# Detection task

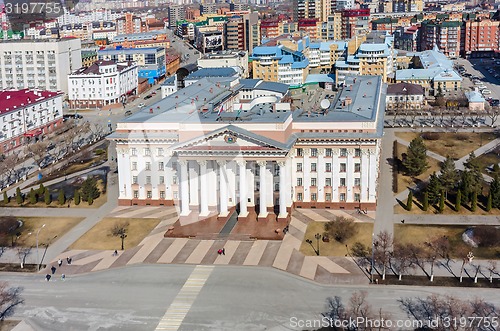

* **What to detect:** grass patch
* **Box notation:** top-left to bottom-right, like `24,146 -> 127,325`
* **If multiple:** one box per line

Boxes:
0,321 -> 21,331
1,217 -> 84,248
475,152 -> 500,176
300,221 -> 373,257
70,218 -> 160,250
395,131 -> 497,159
395,142 -> 440,194
394,224 -> 500,259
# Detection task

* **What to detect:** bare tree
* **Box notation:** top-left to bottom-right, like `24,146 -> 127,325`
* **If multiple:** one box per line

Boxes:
471,262 -> 481,284
89,123 -> 104,142
26,141 -> 48,169
423,240 -> 439,282
486,260 -> 497,283
406,243 -> 428,278
486,105 -> 500,127
16,247 -> 31,269
470,298 -> 498,331
1,154 -> 20,183
0,281 -> 24,321
0,217 -> 22,247
373,231 -> 392,280
389,243 -> 414,281
110,221 -> 129,250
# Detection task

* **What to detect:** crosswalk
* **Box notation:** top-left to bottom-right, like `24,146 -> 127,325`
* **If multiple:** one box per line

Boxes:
155,265 -> 214,331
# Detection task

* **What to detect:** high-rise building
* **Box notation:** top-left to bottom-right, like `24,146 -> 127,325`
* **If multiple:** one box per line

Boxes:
0,38 -> 82,94
419,20 -> 461,58
116,13 -> 143,35
462,18 -> 500,57
168,5 -> 186,29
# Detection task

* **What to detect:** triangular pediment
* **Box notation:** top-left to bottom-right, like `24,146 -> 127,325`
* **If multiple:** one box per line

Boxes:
172,125 -> 290,156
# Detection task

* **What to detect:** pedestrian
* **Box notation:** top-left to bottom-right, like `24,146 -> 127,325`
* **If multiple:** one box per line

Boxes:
61,274 -> 66,281
51,266 -> 56,274
58,259 -> 62,267
217,249 -> 222,255
46,274 -> 51,281
222,248 -> 225,255
66,257 -> 71,265
113,250 -> 118,256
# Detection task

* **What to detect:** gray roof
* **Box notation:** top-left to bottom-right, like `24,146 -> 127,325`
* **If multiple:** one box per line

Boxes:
239,79 -> 261,89
185,67 -> 237,80
255,81 -> 289,95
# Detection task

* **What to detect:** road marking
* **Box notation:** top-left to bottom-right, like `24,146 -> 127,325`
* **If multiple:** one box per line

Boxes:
155,265 -> 214,331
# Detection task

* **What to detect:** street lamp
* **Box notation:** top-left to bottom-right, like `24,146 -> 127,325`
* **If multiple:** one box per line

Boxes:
36,224 -> 46,270
306,233 -> 322,256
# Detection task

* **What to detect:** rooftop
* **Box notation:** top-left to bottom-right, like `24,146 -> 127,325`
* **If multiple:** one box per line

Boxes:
387,82 -> 424,95
70,60 -> 136,75
98,47 -> 164,55
112,30 -> 167,43
185,67 -> 237,80
0,89 -> 62,115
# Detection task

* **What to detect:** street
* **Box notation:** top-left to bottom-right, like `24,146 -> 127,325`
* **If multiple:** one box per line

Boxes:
2,264 -> 499,331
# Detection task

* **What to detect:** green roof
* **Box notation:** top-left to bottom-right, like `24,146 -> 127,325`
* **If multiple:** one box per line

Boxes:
372,17 -> 398,24
0,30 -> 24,39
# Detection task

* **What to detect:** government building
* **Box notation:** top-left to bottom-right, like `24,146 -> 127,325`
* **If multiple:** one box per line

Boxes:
109,74 -> 385,222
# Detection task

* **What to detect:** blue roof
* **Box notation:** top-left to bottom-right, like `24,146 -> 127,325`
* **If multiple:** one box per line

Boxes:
465,90 -> 485,103
162,76 -> 176,86
305,74 -> 335,84
185,67 -> 237,80
252,46 -> 281,57
278,55 -> 294,64
291,59 -> 309,69
254,81 -> 289,95
239,79 -> 260,89
310,43 -> 321,49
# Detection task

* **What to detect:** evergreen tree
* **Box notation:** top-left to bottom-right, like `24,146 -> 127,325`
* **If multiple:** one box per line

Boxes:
426,172 -> 442,205
486,193 -> 492,212
407,191 -> 413,211
88,196 -> 94,205
422,191 -> 429,211
3,191 -> 8,204
44,190 -> 51,205
471,191 -> 478,212
58,189 -> 66,205
29,188 -> 37,204
38,183 -> 45,197
74,190 -> 80,205
80,177 -> 100,202
460,171 -> 474,205
493,163 -> 500,175
455,190 -> 461,212
402,137 -> 429,176
438,190 -> 445,213
15,187 -> 23,205
462,152 -> 483,199
489,175 -> 500,208
439,155 -> 458,196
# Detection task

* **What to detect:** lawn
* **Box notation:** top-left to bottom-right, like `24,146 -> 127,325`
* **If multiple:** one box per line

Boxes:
395,131 -> 497,160
300,221 -> 373,257
475,152 -> 500,176
0,217 -> 84,248
70,218 -> 160,250
395,142 -> 440,194
394,224 -> 500,260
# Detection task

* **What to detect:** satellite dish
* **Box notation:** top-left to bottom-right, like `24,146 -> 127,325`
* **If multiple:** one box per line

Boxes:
320,99 -> 331,110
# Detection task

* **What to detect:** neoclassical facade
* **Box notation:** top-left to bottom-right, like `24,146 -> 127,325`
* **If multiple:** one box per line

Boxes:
110,75 -> 385,221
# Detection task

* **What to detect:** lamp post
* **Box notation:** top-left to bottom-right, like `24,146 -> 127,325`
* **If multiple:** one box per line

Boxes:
36,224 -> 46,270
371,232 -> 375,283
306,233 -> 322,256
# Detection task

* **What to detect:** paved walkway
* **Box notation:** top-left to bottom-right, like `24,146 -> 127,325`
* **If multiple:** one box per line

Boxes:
45,207 -> 368,285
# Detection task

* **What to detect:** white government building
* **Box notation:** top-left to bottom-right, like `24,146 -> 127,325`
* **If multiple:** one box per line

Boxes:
109,75 -> 385,221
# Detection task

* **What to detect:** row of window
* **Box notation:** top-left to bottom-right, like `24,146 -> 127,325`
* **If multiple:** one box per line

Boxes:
296,192 -> 361,202
297,177 -> 360,187
296,147 -> 362,157
133,190 -> 176,199
132,175 -> 178,185
296,162 -> 361,173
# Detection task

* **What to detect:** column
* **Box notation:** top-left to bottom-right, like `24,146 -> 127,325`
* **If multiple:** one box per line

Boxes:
118,149 -> 131,199
188,161 -> 199,206
317,149 -> 325,202
368,150 -> 377,202
218,160 -> 229,217
258,160 -> 268,218
238,160 -> 248,217
347,149 -> 354,202
361,151 -> 369,202
247,161 -> 255,206
266,163 -> 274,208
303,149 -> 311,202
227,161 -> 236,206
198,160 -> 209,216
332,151 -> 340,201
207,161 -> 217,207
278,161 -> 287,218
285,158 -> 293,208
179,160 -> 190,216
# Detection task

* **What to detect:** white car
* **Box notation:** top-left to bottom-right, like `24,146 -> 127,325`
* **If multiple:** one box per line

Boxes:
138,103 -> 145,107
482,89 -> 492,95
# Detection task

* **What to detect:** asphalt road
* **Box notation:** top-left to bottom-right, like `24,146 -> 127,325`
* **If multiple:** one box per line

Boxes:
2,265 -> 500,331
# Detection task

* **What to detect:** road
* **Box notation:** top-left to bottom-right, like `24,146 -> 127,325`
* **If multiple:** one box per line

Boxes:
2,265 -> 500,331
164,28 -> 201,66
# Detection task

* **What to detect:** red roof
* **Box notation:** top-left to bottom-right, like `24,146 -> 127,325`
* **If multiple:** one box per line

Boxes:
0,89 -> 62,115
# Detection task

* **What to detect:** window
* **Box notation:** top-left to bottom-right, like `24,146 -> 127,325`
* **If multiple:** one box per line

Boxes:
146,176 -> 151,184
297,163 -> 303,172
326,193 -> 331,201
172,175 -> 177,184
311,193 -> 317,201
340,163 -> 346,172
326,163 -> 331,172
340,193 -> 346,201
296,148 -> 303,156
354,178 -> 360,186
158,162 -> 164,171
355,163 -> 361,172
132,176 -> 138,184
160,191 -> 165,199
355,148 -> 361,157
133,190 -> 139,198
297,192 -> 303,201
147,191 -> 152,199
340,178 -> 346,186
311,148 -> 318,157
173,192 -> 178,199
311,163 -> 317,172
297,178 -> 303,186
132,162 -> 137,171
340,148 -> 347,157
131,148 -> 137,156
145,162 -> 151,171
326,148 -> 332,157
159,176 -> 165,184
275,183 -> 279,191
311,178 -> 317,186
354,193 -> 360,202
157,148 -> 164,156
326,178 -> 332,186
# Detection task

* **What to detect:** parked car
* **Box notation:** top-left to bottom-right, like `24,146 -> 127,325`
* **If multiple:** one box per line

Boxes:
482,89 -> 492,95
138,103 -> 145,107
125,110 -> 133,116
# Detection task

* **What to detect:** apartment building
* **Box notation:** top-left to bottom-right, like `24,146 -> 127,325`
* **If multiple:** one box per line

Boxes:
198,51 -> 249,78
341,8 -> 370,39
111,30 -> 170,49
116,13 -> 143,35
462,18 -> 500,57
419,20 -> 461,58
0,38 -> 82,94
168,5 -> 186,29
68,60 -> 138,109
0,89 -> 63,153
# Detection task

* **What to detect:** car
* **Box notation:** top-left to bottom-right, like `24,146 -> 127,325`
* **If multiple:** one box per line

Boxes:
125,110 -> 133,116
138,103 -> 145,107
482,89 -> 492,95
151,91 -> 156,95
144,95 -> 152,100
478,85 -> 487,90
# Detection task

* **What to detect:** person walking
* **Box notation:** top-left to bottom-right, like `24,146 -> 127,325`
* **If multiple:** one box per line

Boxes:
66,257 -> 72,265
58,259 -> 62,267
46,274 -> 51,281
51,266 -> 56,275
61,274 -> 66,281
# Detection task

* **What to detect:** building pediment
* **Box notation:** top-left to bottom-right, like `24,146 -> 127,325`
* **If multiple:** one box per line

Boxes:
172,125 -> 291,157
